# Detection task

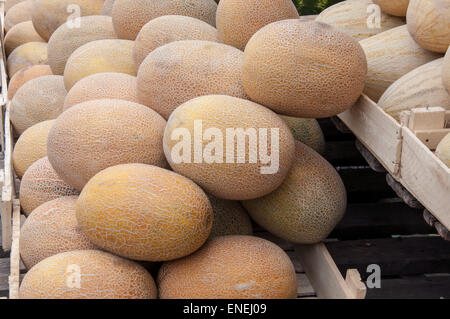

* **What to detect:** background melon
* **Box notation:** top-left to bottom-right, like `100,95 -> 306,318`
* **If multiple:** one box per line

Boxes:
5,0 -> 27,13
76,164 -> 213,261
158,235 -> 297,299
373,0 -> 410,16
133,15 -> 218,68
63,39 -> 135,90
10,75 -> 66,135
19,157 -> 79,216
6,42 -> 48,78
12,120 -> 55,178
444,48 -> 450,93
20,196 -> 96,269
111,0 -> 217,40
5,0 -> 33,33
137,40 -> 248,120
7,65 -> 53,100
101,0 -> 115,15
242,141 -> 346,244
436,133 -> 450,167
4,21 -> 45,56
48,15 -> 117,75
19,250 -> 157,299
163,95 -> 295,200
242,20 -> 367,118
216,0 -> 299,50
63,73 -> 138,110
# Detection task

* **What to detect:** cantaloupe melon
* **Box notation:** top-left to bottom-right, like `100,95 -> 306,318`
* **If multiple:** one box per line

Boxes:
76,164 -> 213,261
32,0 -> 105,41
5,0 -> 33,33
12,120 -> 54,178
163,95 -> 295,200
360,25 -> 441,102
111,0 -> 217,40
242,141 -> 346,244
137,40 -> 248,119
48,15 -> 117,75
101,0 -> 115,15
379,58 -> 450,120
316,0 -> 405,41
8,65 -> 52,100
19,157 -> 79,216
243,20 -> 367,118
63,73 -> 138,110
63,39 -> 135,90
19,250 -> 157,299
444,48 -> 450,93
4,21 -> 45,56
436,133 -> 450,167
407,0 -> 450,53
373,0 -> 410,16
216,0 -> 299,50
10,75 -> 65,135
133,15 -> 218,68
6,42 -> 48,78
5,0 -> 27,13
158,235 -> 297,299
20,196 -> 96,269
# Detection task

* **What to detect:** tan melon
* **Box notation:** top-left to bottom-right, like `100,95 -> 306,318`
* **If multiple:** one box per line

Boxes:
158,235 -> 297,299
360,25 -> 441,102
19,250 -> 157,299
133,15 -> 218,68
243,20 -> 367,118
101,0 -> 115,15
6,42 -> 48,78
163,95 -> 295,200
48,15 -> 117,75
443,48 -> 450,92
216,0 -> 299,50
316,0 -> 405,41
112,0 -> 217,40
32,0 -> 105,41
6,0 -> 27,13
76,164 -> 213,261
5,0 -> 33,33
436,133 -> 450,167
19,157 -> 79,216
63,39 -> 135,90
137,40 -> 248,120
63,73 -> 138,110
4,21 -> 45,56
12,120 -> 55,178
407,0 -> 450,53
373,0 -> 410,16
242,141 -> 346,244
379,58 -> 450,120
7,65 -> 53,100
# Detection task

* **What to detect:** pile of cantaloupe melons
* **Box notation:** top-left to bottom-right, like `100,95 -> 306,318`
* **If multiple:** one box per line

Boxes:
3,0 -> 449,299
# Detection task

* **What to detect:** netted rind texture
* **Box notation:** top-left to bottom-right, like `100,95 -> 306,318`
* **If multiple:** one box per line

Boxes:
444,48 -> 450,93
436,133 -> 450,168
6,42 -> 48,78
5,0 -> 33,33
4,21 -> 45,56
5,0 -> 27,13
8,65 -> 53,101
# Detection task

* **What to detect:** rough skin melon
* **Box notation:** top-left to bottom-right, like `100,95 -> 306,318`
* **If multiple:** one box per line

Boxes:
243,20 -> 367,118
436,133 -> 450,167
216,0 -> 299,50
6,0 -> 27,13
12,120 -> 55,178
158,235 -> 297,299
163,95 -> 295,200
20,196 -> 96,269
101,0 -> 115,15
407,0 -> 450,53
133,15 -> 218,68
444,48 -> 450,93
4,21 -> 45,56
19,157 -> 79,216
47,99 -> 167,191
373,0 -> 410,16
48,15 -> 117,75
137,40 -> 248,120
10,75 -> 66,135
63,39 -> 135,90
19,250 -> 157,299
111,0 -> 217,40
7,65 -> 53,100
76,164 -> 213,261
63,72 -> 138,110
5,0 -> 33,33
280,115 -> 326,155
6,42 -> 48,78
242,141 -> 346,244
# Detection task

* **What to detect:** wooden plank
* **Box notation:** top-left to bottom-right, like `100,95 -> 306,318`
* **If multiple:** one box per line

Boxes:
1,102 -> 13,252
414,129 -> 450,150
9,200 -> 21,299
296,273 -> 315,298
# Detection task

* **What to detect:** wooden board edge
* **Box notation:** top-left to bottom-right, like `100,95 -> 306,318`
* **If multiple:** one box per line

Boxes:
8,199 -> 20,299
1,102 -> 13,252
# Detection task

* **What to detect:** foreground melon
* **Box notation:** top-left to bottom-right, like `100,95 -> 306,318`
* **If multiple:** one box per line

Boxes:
216,0 -> 299,50
360,25 -> 441,102
444,48 -> 450,92
436,133 -> 450,167
63,39 -> 135,90
5,0 -> 33,33
373,0 -> 410,16
133,15 -> 218,68
4,21 -> 45,56
47,99 -> 167,190
6,0 -> 27,13
280,115 -> 326,155
10,75 -> 66,135
7,65 -> 53,100
6,42 -> 48,78
137,40 -> 248,119
101,0 -> 115,15
243,20 -> 367,118
19,157 -> 79,216
379,58 -> 450,120
20,250 -> 157,299
76,164 -> 213,261
158,235 -> 297,299
242,141 -> 346,244
407,0 -> 450,53
163,95 -> 295,200
48,15 -> 117,75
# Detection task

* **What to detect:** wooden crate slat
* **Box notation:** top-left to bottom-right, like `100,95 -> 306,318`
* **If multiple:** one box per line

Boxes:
9,199 -> 21,299
296,273 -> 315,298
1,102 -> 13,252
